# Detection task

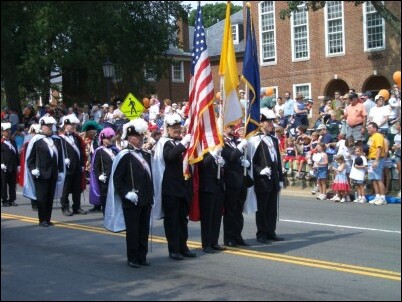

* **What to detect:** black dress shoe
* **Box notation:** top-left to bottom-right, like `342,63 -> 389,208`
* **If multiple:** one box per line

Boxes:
203,247 -> 216,254
73,208 -> 87,215
2,203 -> 10,207
62,209 -> 73,216
224,241 -> 237,247
47,221 -> 55,226
138,260 -> 151,266
127,261 -> 141,268
181,251 -> 197,258
267,235 -> 284,241
38,222 -> 49,227
212,244 -> 226,251
169,253 -> 184,260
257,237 -> 269,244
88,206 -> 102,213
236,240 -> 248,246
9,201 -> 18,206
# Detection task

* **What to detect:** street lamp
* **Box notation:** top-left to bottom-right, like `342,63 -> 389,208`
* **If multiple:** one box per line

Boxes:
103,59 -> 115,103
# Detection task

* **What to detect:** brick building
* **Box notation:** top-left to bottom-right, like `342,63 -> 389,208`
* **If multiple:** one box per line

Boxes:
149,1 -> 400,123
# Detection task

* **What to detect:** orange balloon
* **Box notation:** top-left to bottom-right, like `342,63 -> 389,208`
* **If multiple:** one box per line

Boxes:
142,97 -> 150,108
265,87 -> 274,97
216,92 -> 221,100
378,89 -> 390,101
393,71 -> 401,87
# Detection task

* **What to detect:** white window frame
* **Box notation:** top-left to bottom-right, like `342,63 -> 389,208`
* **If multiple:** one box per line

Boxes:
293,83 -> 312,118
363,2 -> 386,52
232,24 -> 239,45
171,61 -> 184,83
144,68 -> 156,82
259,1 -> 277,66
324,1 -> 345,57
291,5 -> 310,61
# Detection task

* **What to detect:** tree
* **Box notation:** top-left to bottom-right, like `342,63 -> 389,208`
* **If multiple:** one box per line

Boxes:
1,1 -> 189,114
280,1 -> 400,37
188,3 -> 243,28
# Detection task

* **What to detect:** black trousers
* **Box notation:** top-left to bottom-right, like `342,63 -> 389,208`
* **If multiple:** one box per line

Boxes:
199,189 -> 224,249
99,182 -> 109,214
255,191 -> 279,239
61,172 -> 82,211
122,204 -> 151,263
162,195 -> 189,254
35,178 -> 56,223
1,170 -> 17,203
223,187 -> 245,243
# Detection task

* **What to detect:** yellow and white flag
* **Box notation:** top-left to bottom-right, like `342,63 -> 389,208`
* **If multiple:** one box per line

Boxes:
219,2 -> 242,128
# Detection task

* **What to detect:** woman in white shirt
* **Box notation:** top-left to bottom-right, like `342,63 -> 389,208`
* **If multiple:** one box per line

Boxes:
368,95 -> 391,134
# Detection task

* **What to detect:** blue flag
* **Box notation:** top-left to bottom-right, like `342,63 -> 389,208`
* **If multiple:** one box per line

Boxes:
241,5 -> 260,139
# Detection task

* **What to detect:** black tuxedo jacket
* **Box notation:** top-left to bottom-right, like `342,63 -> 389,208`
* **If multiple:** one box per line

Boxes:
1,139 -> 19,172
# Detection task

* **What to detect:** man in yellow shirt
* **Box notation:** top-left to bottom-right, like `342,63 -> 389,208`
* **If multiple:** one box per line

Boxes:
366,122 -> 386,205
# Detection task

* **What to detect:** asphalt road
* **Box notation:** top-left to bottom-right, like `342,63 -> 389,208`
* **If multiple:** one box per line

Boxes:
1,188 -> 401,301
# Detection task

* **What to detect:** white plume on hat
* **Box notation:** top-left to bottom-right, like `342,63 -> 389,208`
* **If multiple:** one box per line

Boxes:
1,122 -> 11,131
39,115 -> 57,125
260,107 -> 276,120
165,113 -> 182,126
62,114 -> 80,125
121,118 -> 148,140
29,124 -> 41,134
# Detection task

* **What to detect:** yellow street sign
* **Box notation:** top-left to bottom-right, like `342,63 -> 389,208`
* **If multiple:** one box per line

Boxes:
120,93 -> 145,120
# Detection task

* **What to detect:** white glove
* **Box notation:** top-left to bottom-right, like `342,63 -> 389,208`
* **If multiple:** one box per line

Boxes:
125,191 -> 138,204
237,139 -> 248,151
31,168 -> 40,177
279,181 -> 284,189
1,164 -> 7,171
260,166 -> 271,177
58,173 -> 64,182
210,147 -> 222,158
180,134 -> 192,147
241,159 -> 250,168
17,166 -> 21,173
65,158 -> 70,166
81,167 -> 85,173
216,156 -> 225,166
99,174 -> 107,183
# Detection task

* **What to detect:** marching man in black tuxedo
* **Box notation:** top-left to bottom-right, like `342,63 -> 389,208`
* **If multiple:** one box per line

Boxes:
60,114 -> 87,216
245,108 -> 285,243
221,125 -> 250,247
104,118 -> 153,268
152,113 -> 196,260
1,122 -> 19,207
24,116 -> 65,227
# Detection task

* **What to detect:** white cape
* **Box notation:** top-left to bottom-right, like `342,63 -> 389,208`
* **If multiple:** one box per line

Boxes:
104,149 -> 129,232
151,137 -> 172,220
243,135 -> 262,214
23,134 -> 66,200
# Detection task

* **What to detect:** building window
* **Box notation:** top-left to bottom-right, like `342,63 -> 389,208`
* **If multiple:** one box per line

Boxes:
363,2 -> 385,51
172,61 -> 184,83
232,24 -> 239,45
259,1 -> 276,64
293,83 -> 312,118
325,1 -> 344,56
291,6 -> 309,61
144,68 -> 156,82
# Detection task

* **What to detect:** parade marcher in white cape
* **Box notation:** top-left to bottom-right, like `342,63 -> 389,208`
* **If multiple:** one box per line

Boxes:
104,118 -> 153,268
152,113 -> 196,261
90,127 -> 119,215
59,114 -> 87,216
1,122 -> 20,207
24,116 -> 65,227
245,108 -> 285,243
221,124 -> 250,247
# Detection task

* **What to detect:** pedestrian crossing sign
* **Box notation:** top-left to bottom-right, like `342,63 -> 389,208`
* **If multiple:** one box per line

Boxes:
120,93 -> 145,120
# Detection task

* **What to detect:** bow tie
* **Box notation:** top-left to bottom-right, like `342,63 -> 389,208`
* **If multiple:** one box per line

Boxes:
134,149 -> 142,153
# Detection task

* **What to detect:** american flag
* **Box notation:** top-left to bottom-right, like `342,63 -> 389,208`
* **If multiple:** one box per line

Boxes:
183,4 -> 221,176
184,4 -> 222,221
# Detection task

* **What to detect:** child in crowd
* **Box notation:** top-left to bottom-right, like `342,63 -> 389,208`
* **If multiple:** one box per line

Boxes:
313,143 -> 329,200
349,146 -> 368,203
283,137 -> 297,174
275,126 -> 287,173
331,155 -> 350,202
295,135 -> 311,178
309,131 -> 320,191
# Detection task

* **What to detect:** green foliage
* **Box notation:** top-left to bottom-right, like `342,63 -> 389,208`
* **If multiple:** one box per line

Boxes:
188,3 -> 243,28
1,1 -> 189,110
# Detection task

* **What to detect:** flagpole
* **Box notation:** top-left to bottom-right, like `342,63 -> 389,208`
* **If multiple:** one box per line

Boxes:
243,83 -> 248,176
217,76 -> 224,180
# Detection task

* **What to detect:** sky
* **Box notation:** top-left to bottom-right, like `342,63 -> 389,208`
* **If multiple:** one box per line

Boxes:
182,1 -> 243,10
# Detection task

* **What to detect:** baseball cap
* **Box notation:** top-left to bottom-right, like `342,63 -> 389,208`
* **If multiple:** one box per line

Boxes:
317,124 -> 327,130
